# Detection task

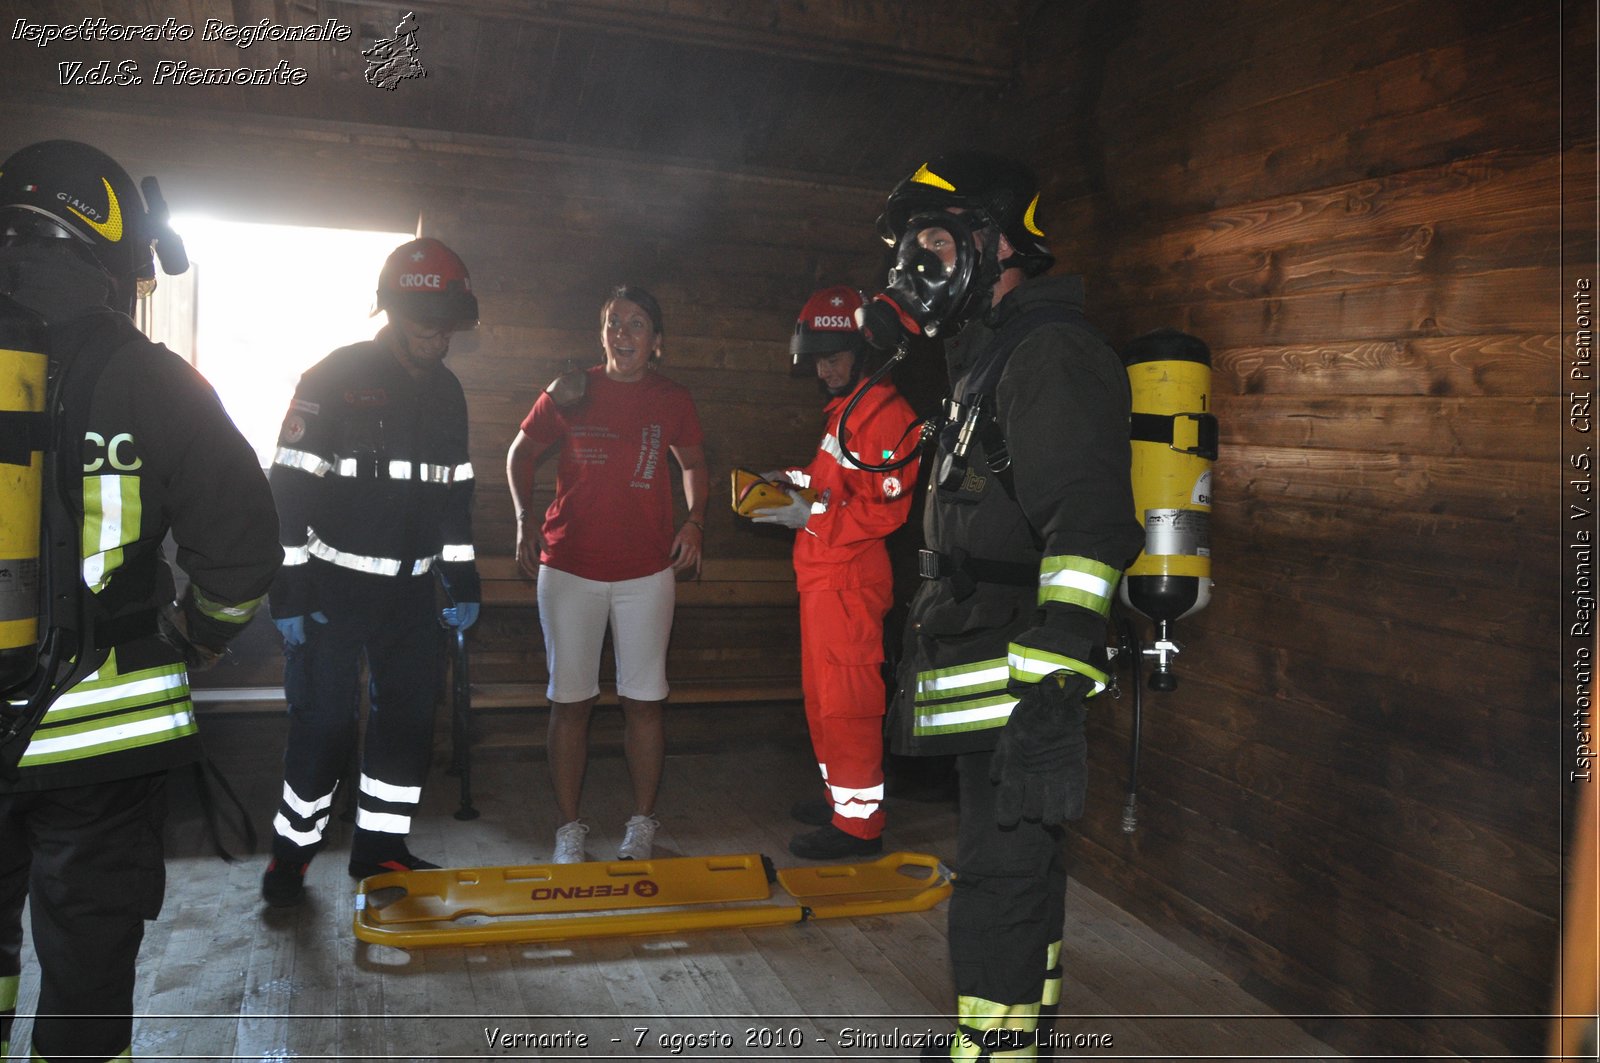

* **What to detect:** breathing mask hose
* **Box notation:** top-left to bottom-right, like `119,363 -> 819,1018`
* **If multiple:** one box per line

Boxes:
1119,616 -> 1143,834
833,344 -> 929,474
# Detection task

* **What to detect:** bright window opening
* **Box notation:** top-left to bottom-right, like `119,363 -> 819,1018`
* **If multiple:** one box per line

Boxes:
144,217 -> 414,465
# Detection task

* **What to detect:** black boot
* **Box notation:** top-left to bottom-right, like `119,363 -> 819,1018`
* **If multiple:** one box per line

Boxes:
261,858 -> 310,908
787,824 -> 883,860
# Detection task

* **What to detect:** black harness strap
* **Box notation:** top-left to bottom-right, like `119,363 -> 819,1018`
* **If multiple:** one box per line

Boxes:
1129,409 -> 1220,461
951,303 -> 1103,497
0,410 -> 49,467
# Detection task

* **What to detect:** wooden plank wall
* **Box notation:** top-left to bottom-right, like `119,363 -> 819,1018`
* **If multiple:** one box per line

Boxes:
998,1 -> 1586,1057
4,2 -> 1591,1056
0,99 -> 895,699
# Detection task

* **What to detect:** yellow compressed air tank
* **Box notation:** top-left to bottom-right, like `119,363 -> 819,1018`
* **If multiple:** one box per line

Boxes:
0,295 -> 48,694
1118,330 -> 1216,688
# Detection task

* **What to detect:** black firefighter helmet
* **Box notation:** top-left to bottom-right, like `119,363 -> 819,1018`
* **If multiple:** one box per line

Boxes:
877,151 -> 1054,277
0,139 -> 188,305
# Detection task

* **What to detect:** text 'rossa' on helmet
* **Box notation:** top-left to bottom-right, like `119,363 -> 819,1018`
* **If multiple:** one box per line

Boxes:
790,286 -> 867,376
877,151 -> 1054,277
0,139 -> 188,298
376,237 -> 479,330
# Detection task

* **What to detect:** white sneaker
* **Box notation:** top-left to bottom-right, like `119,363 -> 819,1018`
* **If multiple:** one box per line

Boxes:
553,819 -> 589,864
617,814 -> 659,861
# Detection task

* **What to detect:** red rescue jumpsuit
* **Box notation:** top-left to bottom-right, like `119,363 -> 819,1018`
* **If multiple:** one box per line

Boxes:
778,376 -> 919,840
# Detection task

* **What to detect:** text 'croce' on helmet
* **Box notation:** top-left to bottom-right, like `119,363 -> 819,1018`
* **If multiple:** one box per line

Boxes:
0,139 -> 188,301
376,237 -> 479,330
876,151 -> 1054,277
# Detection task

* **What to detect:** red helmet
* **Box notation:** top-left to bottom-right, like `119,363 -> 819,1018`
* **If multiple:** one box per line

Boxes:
790,286 -> 866,377
376,237 -> 478,329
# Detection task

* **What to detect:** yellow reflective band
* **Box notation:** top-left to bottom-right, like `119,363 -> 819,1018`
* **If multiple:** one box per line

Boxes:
911,163 -> 956,192
915,658 -> 1010,699
81,473 -> 137,594
1037,555 -> 1121,616
956,994 -> 1040,1060
1006,645 -> 1108,694
20,704 -> 196,764
45,664 -> 186,714
193,587 -> 264,625
1042,939 -> 1063,1006
915,694 -> 1016,736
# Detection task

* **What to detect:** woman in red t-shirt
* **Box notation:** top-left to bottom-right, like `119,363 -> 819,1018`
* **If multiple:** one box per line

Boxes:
506,286 -> 708,864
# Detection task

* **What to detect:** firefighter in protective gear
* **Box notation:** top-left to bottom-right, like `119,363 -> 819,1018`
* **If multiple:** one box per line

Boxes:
0,140 -> 280,1063
753,286 -> 920,861
261,237 -> 481,908
875,153 -> 1145,1060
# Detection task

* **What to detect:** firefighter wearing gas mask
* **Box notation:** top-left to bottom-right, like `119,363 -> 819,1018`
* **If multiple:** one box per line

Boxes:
0,140 -> 281,1063
260,237 -> 482,908
869,153 -> 1145,1060
753,286 -> 920,861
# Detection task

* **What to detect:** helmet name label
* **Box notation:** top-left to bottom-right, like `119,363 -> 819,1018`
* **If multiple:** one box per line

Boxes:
399,272 -> 442,289
811,314 -> 853,329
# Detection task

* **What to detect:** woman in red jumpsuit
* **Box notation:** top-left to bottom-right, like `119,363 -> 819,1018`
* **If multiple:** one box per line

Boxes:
754,286 -> 920,860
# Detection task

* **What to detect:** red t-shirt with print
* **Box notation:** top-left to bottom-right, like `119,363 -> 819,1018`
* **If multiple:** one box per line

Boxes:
520,366 -> 704,582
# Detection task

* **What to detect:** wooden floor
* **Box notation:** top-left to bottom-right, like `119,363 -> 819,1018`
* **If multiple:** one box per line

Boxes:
9,704 -> 1344,1061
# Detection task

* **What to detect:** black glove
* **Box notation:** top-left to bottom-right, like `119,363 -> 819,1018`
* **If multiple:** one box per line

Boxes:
158,598 -> 227,672
989,672 -> 1093,827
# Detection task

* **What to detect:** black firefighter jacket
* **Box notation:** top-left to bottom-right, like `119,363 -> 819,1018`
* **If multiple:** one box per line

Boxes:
891,274 -> 1145,757
267,331 -> 479,618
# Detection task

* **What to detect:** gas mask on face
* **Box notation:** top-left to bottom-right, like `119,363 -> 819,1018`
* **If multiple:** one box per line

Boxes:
858,210 -> 1001,351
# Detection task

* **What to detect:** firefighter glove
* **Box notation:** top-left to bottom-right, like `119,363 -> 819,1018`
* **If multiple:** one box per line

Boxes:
159,599 -> 227,672
751,493 -> 811,530
990,671 -> 1093,827
440,601 -> 480,630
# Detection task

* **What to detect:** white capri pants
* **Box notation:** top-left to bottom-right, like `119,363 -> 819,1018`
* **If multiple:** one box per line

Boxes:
536,565 -> 677,703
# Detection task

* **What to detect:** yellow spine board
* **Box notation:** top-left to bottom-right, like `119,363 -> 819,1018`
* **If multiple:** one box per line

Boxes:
0,345 -> 46,654
353,851 -> 953,949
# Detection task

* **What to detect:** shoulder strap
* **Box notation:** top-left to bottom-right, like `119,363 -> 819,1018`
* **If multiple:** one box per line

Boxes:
953,304 -> 1104,502
958,303 -> 1102,402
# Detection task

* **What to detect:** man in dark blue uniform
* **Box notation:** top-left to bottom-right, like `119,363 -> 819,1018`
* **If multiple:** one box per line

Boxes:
261,237 -> 482,907
861,152 -> 1145,1060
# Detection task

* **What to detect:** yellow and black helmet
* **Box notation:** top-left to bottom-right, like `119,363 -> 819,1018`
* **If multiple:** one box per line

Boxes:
878,151 -> 1053,276
0,140 -> 161,287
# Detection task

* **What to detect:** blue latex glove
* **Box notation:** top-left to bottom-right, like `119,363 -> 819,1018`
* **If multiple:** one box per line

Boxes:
751,493 -> 811,530
441,601 -> 480,631
273,612 -> 327,647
